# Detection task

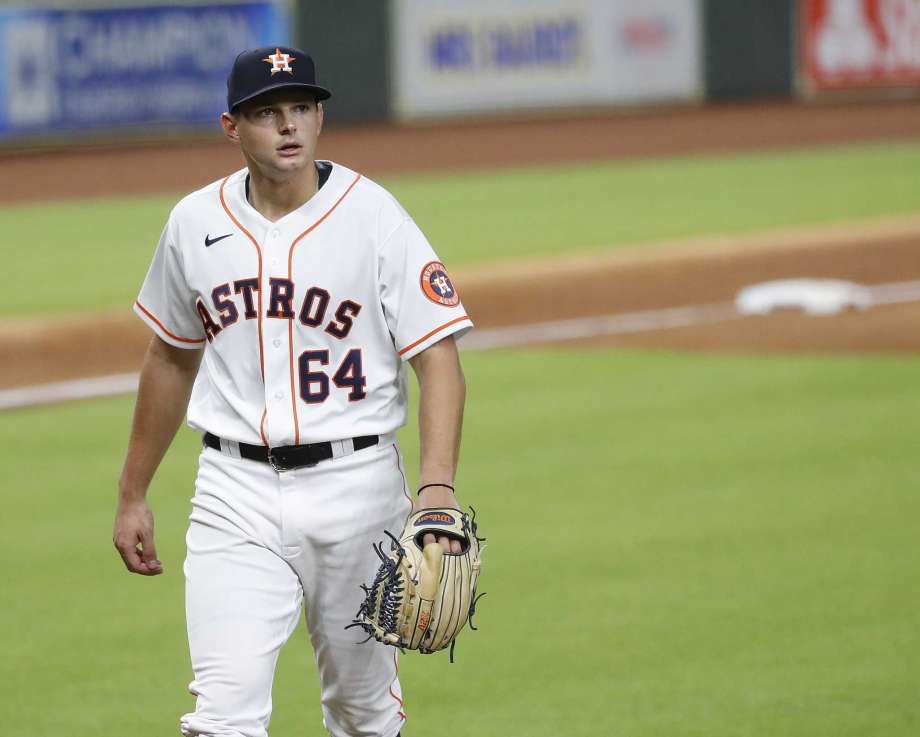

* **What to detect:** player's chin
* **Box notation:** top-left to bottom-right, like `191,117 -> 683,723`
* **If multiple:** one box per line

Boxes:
271,153 -> 310,173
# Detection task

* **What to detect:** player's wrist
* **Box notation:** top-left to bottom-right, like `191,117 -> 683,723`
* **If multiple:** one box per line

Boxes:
416,482 -> 454,496
418,462 -> 456,488
414,484 -> 460,513
117,480 -> 150,504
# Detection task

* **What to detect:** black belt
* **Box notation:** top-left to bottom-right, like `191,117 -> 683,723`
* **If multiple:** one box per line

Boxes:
203,432 -> 379,471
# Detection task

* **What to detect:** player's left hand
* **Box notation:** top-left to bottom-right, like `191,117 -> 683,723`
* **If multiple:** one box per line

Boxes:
414,485 -> 463,553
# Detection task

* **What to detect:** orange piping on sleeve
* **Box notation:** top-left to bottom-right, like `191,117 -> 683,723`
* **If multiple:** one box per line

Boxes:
398,315 -> 471,357
135,300 -> 205,344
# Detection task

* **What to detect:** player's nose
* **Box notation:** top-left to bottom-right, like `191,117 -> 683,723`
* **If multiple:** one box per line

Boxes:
278,111 -> 297,133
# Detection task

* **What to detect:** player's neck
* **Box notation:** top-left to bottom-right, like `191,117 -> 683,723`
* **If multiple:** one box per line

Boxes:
247,164 -> 319,222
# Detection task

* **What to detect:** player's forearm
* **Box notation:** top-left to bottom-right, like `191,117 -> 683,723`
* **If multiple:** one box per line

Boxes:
118,337 -> 202,501
411,337 -> 466,486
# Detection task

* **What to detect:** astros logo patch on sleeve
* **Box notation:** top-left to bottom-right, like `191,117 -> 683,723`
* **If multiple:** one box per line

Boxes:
420,261 -> 460,307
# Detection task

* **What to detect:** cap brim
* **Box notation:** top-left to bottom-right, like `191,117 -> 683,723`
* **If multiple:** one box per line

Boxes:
230,82 -> 332,111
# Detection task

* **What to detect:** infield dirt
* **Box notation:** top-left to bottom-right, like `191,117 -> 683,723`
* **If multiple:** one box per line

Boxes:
2,100 -> 918,390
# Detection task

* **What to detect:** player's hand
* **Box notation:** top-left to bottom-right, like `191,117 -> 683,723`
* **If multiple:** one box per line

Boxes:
414,485 -> 463,554
113,498 -> 163,576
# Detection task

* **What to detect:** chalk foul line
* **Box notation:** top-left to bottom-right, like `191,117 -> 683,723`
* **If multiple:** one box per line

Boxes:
461,302 -> 740,350
4,279 -> 920,411
0,372 -> 140,411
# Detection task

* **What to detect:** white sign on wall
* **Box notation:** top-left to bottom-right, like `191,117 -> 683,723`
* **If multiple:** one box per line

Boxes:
391,0 -> 702,118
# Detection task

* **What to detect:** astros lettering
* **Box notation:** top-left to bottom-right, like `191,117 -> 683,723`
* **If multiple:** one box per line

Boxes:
195,278 -> 361,341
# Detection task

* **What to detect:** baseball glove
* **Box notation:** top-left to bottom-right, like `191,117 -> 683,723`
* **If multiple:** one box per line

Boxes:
348,507 -> 485,659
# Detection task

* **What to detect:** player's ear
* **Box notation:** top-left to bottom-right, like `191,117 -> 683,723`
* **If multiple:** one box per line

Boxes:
316,100 -> 324,135
220,111 -> 241,144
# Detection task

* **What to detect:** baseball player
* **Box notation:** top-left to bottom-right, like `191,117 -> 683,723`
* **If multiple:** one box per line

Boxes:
113,46 -> 473,737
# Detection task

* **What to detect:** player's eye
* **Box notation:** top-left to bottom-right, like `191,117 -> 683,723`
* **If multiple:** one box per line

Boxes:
257,108 -> 275,118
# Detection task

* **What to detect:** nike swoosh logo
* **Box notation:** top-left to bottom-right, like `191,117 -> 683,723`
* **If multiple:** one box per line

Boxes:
205,233 -> 233,247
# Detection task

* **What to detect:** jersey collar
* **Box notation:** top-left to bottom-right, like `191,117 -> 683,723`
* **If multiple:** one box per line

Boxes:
225,161 -> 357,232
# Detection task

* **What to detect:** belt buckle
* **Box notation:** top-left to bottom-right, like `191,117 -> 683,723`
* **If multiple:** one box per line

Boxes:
267,446 -> 318,472
267,448 -> 285,472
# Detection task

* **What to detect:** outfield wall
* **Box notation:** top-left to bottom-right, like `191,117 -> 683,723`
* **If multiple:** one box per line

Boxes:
0,0 -> 918,146
798,0 -> 920,95
293,0 -> 389,124
0,1 -> 289,143
388,0 -> 704,119
704,0 -> 796,99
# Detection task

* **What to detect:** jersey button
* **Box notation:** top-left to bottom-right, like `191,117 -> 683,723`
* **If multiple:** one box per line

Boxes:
271,229 -> 280,238
273,339 -> 281,348
274,391 -> 284,400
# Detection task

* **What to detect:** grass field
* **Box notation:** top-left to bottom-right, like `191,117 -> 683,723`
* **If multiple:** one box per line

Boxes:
4,134 -> 920,736
2,139 -> 920,317
2,349 -> 919,736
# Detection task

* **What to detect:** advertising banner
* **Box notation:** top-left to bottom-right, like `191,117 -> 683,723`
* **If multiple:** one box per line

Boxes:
0,2 -> 286,140
391,0 -> 702,119
801,0 -> 920,91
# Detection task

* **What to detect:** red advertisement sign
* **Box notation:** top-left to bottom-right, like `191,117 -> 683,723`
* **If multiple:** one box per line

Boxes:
801,0 -> 920,90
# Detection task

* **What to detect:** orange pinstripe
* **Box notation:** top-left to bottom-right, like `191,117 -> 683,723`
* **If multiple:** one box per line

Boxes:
285,172 -> 362,444
219,176 -> 266,382
220,175 -> 269,447
389,649 -> 407,721
390,443 -> 411,721
392,444 -> 414,523
259,408 -> 268,447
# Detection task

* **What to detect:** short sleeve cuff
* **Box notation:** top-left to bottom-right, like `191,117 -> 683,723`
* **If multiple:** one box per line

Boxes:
397,315 -> 474,361
133,300 -> 206,349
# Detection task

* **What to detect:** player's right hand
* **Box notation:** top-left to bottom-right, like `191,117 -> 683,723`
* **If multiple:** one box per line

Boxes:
415,485 -> 463,554
113,499 -> 163,576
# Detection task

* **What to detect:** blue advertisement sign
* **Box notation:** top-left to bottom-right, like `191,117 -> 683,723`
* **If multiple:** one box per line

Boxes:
0,2 -> 287,139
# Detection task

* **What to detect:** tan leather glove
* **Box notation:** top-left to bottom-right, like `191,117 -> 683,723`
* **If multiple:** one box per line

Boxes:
349,507 -> 485,659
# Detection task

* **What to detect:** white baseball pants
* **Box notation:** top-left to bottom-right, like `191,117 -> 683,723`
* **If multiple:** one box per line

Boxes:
179,437 -> 411,737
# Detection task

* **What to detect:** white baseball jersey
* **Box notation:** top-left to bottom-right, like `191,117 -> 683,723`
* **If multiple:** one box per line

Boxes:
134,161 -> 472,446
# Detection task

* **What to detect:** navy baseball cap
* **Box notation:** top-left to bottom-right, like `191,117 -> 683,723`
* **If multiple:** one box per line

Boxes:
227,45 -> 332,111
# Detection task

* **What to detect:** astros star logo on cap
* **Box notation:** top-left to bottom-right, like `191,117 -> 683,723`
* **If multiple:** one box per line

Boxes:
262,48 -> 296,75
